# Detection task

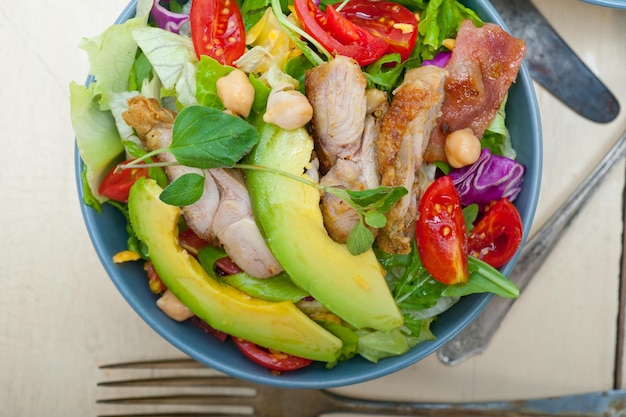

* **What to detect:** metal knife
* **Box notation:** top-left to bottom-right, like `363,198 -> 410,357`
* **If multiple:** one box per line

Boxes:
490,0 -> 620,123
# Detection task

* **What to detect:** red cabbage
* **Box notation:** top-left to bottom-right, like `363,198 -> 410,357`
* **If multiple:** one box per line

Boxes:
448,148 -> 525,210
151,0 -> 189,34
422,52 -> 452,68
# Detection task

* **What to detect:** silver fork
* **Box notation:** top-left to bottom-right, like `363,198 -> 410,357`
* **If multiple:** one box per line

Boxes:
97,358 -> 626,417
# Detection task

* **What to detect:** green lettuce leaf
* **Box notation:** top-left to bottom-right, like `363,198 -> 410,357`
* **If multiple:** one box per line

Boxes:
77,0 -> 152,110
413,0 -> 482,61
131,26 -> 198,107
70,82 -> 124,203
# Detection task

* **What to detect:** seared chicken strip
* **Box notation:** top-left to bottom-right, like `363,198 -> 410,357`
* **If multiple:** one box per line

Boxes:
122,97 -> 220,244
305,55 -> 368,174
123,96 -> 283,278
306,56 -> 387,243
376,65 -> 448,254
209,168 -> 283,278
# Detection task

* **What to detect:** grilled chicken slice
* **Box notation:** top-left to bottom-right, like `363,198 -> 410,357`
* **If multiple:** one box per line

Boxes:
123,96 -> 282,278
306,56 -> 387,243
305,55 -> 368,174
122,97 -> 221,244
376,65 -> 448,254
209,168 -> 283,278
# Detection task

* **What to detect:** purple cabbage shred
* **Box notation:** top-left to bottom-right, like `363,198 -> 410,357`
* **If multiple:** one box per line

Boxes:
422,52 -> 452,68
448,148 -> 525,210
151,0 -> 189,34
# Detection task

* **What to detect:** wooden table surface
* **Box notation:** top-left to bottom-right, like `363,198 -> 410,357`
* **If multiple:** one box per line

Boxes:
2,0 -> 626,415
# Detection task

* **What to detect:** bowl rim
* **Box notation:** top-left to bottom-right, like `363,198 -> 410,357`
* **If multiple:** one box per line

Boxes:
74,0 -> 542,388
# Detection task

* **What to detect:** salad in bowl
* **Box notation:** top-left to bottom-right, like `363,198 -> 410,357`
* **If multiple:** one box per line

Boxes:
71,0 -> 541,387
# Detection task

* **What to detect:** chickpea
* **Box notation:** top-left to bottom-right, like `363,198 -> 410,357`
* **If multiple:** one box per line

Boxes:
263,89 -> 313,130
445,128 -> 481,168
156,290 -> 194,322
216,69 -> 255,118
365,88 -> 387,114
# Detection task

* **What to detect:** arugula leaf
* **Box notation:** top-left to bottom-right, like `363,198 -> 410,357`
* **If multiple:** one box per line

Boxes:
363,53 -> 405,92
170,106 -> 259,168
442,257 -> 520,298
196,246 -> 309,302
160,173 -> 205,206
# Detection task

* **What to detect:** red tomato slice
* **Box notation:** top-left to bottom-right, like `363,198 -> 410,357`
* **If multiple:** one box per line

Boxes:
190,0 -> 246,65
468,198 -> 523,268
144,261 -> 167,294
338,0 -> 418,61
179,228 -> 210,257
215,257 -> 243,276
191,316 -> 229,342
233,338 -> 313,372
98,159 -> 149,203
416,176 -> 469,285
293,0 -> 388,66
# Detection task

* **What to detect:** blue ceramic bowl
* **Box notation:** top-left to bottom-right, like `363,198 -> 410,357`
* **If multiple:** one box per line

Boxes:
75,0 -> 542,388
580,0 -> 626,9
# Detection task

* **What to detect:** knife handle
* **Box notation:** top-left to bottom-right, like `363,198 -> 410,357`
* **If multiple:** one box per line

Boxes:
439,129 -> 626,365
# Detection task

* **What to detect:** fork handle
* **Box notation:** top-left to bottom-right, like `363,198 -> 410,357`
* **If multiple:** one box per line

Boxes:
325,388 -> 625,416
438,129 -> 626,365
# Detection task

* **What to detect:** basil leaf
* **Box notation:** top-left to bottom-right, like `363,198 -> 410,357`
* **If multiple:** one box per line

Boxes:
170,106 -> 259,169
159,173 -> 205,206
346,221 -> 375,256
364,210 -> 387,229
346,186 -> 408,213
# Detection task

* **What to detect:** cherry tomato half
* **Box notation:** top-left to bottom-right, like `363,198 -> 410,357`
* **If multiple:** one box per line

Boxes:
416,176 -> 469,285
293,0 -> 388,66
339,0 -> 418,62
98,159 -> 149,203
233,338 -> 313,372
190,0 -> 246,65
468,198 -> 523,268
179,228 -> 210,257
144,261 -> 167,294
191,316 -> 229,342
215,257 -> 243,276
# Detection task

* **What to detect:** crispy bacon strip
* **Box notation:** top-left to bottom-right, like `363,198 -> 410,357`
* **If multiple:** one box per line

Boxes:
425,20 -> 527,163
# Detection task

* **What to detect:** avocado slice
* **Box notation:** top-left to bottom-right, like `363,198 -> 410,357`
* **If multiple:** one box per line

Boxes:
128,177 -> 342,362
245,124 -> 403,332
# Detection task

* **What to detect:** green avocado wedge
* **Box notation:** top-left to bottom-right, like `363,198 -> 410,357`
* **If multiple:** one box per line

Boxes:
128,177 -> 343,363
245,123 -> 403,332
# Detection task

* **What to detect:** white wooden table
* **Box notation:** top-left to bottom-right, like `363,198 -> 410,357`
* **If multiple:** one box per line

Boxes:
1,0 -> 625,415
